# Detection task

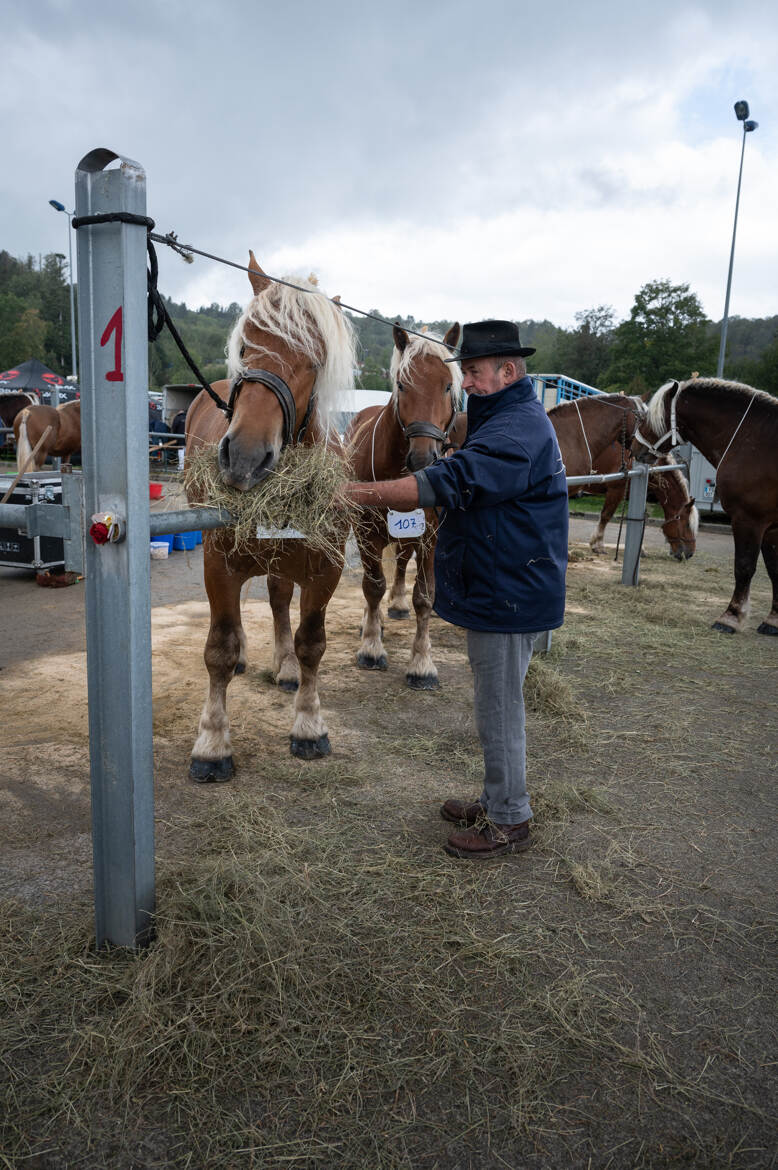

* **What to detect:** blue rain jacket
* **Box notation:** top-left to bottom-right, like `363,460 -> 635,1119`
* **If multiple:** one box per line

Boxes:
415,376 -> 568,633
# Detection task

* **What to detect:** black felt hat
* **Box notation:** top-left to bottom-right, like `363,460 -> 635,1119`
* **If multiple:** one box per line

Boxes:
445,319 -> 535,362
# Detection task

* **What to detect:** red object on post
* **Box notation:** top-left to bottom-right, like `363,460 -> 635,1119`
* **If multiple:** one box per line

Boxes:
90,521 -> 110,545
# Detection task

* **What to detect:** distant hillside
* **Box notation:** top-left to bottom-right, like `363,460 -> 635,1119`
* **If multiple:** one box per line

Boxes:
1,250 -> 775,395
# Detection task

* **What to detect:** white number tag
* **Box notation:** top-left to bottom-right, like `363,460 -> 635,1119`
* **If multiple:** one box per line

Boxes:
387,508 -> 426,538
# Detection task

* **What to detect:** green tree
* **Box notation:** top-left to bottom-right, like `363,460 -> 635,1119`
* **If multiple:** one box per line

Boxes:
604,280 -> 716,392
555,305 -> 615,387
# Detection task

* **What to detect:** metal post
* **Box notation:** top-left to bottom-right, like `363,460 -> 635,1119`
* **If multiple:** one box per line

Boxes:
621,463 -> 649,586
75,149 -> 154,948
716,125 -> 748,379
66,211 -> 78,381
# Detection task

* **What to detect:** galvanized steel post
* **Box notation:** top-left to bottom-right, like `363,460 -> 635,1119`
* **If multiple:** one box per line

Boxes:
621,463 -> 649,587
75,149 -> 154,948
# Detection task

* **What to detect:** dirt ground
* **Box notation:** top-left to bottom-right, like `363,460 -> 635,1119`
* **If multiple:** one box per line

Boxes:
1,512 -> 776,1168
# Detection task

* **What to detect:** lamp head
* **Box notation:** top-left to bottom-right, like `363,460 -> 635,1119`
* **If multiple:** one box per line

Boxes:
49,199 -> 66,212
734,100 -> 750,121
744,120 -> 758,133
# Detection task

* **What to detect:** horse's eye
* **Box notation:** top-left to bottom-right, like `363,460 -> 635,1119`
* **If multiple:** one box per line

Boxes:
397,381 -> 405,393
239,344 -> 245,359
445,384 -> 451,394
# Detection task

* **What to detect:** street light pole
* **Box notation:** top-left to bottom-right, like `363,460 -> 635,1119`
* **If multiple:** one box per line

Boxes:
716,101 -> 758,379
48,199 -> 78,382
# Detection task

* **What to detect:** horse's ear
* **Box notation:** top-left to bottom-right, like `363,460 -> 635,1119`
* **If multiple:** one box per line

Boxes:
444,322 -> 460,349
332,295 -> 342,310
687,497 -> 696,507
640,387 -> 653,402
393,324 -> 409,352
248,251 -> 271,295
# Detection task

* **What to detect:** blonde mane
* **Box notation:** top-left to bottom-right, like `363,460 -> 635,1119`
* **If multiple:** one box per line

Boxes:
646,380 -> 678,433
389,332 -> 463,408
226,274 -> 357,418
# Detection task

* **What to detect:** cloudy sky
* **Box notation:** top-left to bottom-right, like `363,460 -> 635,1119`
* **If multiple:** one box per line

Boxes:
2,0 -> 776,330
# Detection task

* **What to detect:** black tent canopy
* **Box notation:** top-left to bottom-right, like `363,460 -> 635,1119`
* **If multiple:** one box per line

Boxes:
0,359 -> 66,395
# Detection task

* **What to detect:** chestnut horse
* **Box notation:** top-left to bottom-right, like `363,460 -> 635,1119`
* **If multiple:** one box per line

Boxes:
345,324 -> 461,688
636,378 -> 778,635
13,400 -> 81,471
185,255 -> 357,779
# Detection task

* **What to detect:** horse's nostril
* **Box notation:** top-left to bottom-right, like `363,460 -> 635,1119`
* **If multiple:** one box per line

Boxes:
218,436 -> 230,469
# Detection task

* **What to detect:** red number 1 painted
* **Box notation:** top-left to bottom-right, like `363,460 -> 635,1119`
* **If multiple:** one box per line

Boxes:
100,307 -> 124,382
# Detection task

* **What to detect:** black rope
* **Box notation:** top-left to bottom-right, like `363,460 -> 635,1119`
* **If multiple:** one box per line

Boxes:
146,239 -> 231,417
73,212 -> 156,231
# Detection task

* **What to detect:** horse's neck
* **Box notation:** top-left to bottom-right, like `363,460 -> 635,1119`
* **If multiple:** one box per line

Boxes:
370,402 -> 406,480
676,385 -> 757,467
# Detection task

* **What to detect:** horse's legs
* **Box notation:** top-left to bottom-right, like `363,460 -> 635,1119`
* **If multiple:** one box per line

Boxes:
590,484 -> 625,554
388,543 -> 413,619
712,519 -> 763,634
267,571 -> 300,690
290,583 -> 333,759
190,558 -> 246,781
756,525 -> 778,636
407,537 -> 439,689
357,534 -> 388,671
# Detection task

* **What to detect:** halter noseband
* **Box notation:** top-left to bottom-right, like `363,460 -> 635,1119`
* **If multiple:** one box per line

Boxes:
227,368 -> 316,449
398,402 -> 459,452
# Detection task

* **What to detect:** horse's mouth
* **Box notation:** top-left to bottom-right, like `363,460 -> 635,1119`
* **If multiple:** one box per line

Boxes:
218,434 -> 278,491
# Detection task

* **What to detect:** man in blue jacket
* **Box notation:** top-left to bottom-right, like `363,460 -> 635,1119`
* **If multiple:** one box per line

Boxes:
342,320 -> 568,858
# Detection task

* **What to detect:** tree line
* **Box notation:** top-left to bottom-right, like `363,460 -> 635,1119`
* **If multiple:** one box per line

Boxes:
1,251 -> 776,397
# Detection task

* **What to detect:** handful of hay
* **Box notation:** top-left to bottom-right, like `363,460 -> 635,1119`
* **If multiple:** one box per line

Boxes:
184,443 -> 357,559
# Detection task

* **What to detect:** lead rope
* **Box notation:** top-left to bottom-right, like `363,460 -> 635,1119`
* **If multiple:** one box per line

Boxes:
574,398 -> 595,474
370,406 -> 386,482
716,395 -> 756,471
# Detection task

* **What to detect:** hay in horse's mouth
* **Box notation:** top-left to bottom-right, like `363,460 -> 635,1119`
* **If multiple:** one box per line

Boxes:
184,443 -> 357,560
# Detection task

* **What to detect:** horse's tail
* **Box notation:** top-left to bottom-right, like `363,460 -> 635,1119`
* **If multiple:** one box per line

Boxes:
15,409 -> 37,473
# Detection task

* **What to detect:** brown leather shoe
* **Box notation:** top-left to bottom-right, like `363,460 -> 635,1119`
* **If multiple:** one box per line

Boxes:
444,819 -> 531,859
440,798 -> 486,825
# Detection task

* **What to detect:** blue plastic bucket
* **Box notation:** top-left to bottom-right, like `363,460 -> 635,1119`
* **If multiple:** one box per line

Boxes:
173,531 -> 198,551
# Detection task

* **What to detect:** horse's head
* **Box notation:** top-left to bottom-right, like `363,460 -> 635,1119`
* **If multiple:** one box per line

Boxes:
218,253 -> 355,491
633,380 -> 683,460
662,497 -> 698,560
391,323 -> 461,472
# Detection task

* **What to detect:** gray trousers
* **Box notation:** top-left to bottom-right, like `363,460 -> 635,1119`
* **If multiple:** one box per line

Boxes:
466,629 -> 537,825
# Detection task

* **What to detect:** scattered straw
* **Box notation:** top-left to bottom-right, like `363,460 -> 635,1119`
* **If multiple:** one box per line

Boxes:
184,443 -> 358,560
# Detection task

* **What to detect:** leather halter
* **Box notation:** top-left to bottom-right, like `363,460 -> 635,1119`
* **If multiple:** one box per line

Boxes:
227,368 -> 316,449
633,382 -> 681,457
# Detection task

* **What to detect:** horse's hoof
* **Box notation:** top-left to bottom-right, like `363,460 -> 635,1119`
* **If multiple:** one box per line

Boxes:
277,678 -> 300,692
234,662 -> 246,675
711,622 -> 737,635
357,652 -> 388,671
189,756 -> 234,783
388,607 -> 410,620
756,622 -> 778,636
406,673 -> 440,690
289,734 -> 331,760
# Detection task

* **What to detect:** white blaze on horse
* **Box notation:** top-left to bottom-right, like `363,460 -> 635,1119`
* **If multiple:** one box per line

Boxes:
346,324 -> 461,688
185,254 -> 357,779
637,377 -> 778,635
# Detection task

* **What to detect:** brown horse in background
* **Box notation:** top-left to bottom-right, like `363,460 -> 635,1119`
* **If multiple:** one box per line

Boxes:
345,323 -> 461,688
13,400 -> 81,471
185,254 -> 357,779
637,378 -> 778,634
